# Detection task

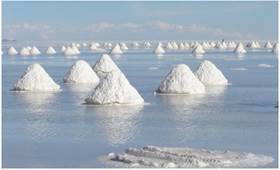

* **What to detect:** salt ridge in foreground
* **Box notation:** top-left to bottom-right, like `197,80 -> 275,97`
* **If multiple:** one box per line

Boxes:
103,145 -> 273,168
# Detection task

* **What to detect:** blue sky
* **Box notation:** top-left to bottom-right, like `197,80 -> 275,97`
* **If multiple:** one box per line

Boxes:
3,1 -> 278,41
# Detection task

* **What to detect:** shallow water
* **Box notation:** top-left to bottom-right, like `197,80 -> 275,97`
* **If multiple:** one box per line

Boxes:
2,42 -> 278,168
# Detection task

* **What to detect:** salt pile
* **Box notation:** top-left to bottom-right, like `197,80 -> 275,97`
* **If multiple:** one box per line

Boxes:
154,43 -> 165,55
234,42 -> 246,54
166,42 -> 174,50
104,145 -> 273,168
90,43 -> 106,52
8,46 -> 18,56
63,60 -> 100,84
61,46 -> 66,52
156,64 -> 205,94
192,44 -> 205,55
178,42 -> 185,50
20,47 -> 31,56
30,46 -> 41,55
272,43 -> 278,54
144,42 -> 151,48
110,44 -> 123,55
92,54 -> 121,78
64,46 -> 79,56
120,42 -> 128,50
264,42 -> 273,48
46,46 -> 56,55
13,63 -> 60,91
195,60 -> 228,86
247,41 -> 259,49
85,70 -> 144,105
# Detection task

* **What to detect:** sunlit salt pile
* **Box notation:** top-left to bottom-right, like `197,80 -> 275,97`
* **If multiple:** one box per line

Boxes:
234,42 -> 246,54
93,54 -> 121,78
64,46 -> 79,56
20,47 -> 31,56
120,42 -> 128,50
192,44 -> 205,55
178,42 -> 185,50
154,43 -> 165,55
272,43 -> 278,54
90,43 -> 106,52
264,41 -> 273,49
63,60 -> 100,84
110,44 -> 123,55
8,46 -> 18,56
85,69 -> 144,105
61,45 -> 66,52
104,145 -> 273,168
13,63 -> 60,91
247,41 -> 259,49
195,60 -> 228,86
46,46 -> 56,55
144,42 -> 151,48
166,42 -> 174,50
156,64 -> 205,94
30,46 -> 41,55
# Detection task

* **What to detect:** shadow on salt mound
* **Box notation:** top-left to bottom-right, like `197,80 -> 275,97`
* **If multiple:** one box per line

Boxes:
85,104 -> 143,145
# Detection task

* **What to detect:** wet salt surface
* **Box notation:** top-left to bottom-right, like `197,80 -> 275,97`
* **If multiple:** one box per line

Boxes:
2,43 -> 278,168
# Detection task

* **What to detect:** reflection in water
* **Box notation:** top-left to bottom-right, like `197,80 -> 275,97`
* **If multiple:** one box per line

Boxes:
205,86 -> 227,97
13,92 -> 58,141
85,105 -> 143,146
155,54 -> 164,59
13,92 -> 57,113
194,54 -> 204,59
65,83 -> 97,103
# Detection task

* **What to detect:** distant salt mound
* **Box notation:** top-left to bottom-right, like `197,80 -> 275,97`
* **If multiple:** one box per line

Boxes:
192,44 -> 205,55
234,42 -> 246,54
90,43 -> 106,52
63,60 -> 100,84
179,42 -> 185,50
184,42 -> 190,49
111,44 -> 123,55
61,46 -> 66,52
46,46 -> 56,55
171,42 -> 178,50
64,46 -> 78,56
195,60 -> 228,86
20,47 -> 31,56
104,145 -> 274,168
85,70 -> 144,105
154,43 -> 165,55
156,64 -> 205,94
93,54 -> 120,78
227,42 -> 237,49
247,41 -> 259,49
13,63 -> 60,91
144,42 -> 151,48
120,42 -> 128,50
72,45 -> 80,54
166,42 -> 174,50
264,42 -> 273,49
30,46 -> 41,55
272,43 -> 278,54
8,46 -> 18,56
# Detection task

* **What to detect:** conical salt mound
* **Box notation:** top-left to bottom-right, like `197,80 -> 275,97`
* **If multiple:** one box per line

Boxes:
8,46 -> 18,55
234,42 -> 246,54
192,44 -> 205,55
30,46 -> 41,55
85,70 -> 144,105
61,46 -> 66,52
110,44 -> 123,55
64,60 -> 100,84
64,46 -> 76,56
156,64 -> 205,94
20,47 -> 30,56
13,63 -> 60,91
264,42 -> 273,48
272,43 -> 278,54
195,60 -> 228,86
92,54 -> 120,78
46,46 -> 56,55
154,43 -> 165,54
120,42 -> 128,50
